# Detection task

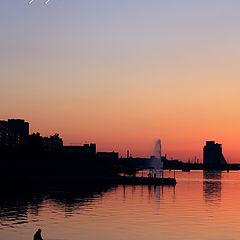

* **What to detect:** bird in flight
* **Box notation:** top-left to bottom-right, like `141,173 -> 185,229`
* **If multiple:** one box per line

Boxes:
28,0 -> 51,4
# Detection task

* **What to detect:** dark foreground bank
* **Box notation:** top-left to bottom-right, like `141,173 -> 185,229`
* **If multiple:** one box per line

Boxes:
0,175 -> 176,185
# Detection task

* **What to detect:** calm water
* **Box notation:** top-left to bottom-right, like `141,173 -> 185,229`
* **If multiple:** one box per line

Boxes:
1,171 -> 240,240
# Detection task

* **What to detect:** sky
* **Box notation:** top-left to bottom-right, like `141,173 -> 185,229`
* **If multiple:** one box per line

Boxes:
1,0 -> 240,162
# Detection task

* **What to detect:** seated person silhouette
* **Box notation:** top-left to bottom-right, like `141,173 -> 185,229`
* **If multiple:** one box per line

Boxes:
33,229 -> 43,240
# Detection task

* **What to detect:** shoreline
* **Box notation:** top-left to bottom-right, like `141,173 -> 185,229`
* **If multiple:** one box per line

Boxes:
0,175 -> 177,185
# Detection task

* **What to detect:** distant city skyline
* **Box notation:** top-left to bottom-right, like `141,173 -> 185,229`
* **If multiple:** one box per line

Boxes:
0,118 -> 228,164
1,1 -> 240,162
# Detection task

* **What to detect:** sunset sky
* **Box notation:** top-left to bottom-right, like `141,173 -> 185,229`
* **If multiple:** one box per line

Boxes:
1,0 -> 240,162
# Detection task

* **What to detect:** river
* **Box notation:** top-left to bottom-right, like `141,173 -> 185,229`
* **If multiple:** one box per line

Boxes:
0,170 -> 240,240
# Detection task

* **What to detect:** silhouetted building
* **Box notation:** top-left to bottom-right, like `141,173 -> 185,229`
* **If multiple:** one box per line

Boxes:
126,157 -> 150,169
26,132 -> 44,152
97,151 -> 119,161
8,119 -> 29,146
64,143 -> 96,157
0,121 -> 8,147
203,141 -> 227,169
43,134 -> 63,152
88,143 -> 96,155
0,119 -> 29,147
120,155 -> 165,170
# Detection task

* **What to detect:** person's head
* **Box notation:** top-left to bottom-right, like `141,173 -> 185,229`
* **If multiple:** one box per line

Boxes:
37,229 -> 42,233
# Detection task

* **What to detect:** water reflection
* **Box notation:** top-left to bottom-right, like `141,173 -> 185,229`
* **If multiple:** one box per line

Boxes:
147,185 -> 175,202
0,181 -> 176,228
2,172 -> 240,240
203,171 -> 222,204
0,182 -> 116,227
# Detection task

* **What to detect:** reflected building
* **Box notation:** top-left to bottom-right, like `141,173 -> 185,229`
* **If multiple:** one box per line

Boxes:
203,171 -> 222,204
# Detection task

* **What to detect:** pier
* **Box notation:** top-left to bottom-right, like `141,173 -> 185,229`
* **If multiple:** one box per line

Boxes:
1,175 -> 177,185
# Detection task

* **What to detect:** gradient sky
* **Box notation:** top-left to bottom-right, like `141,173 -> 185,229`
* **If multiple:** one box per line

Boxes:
1,0 -> 240,162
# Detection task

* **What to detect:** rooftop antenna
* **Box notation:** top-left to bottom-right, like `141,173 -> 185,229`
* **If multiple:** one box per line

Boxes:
127,150 -> 129,159
159,139 -> 162,161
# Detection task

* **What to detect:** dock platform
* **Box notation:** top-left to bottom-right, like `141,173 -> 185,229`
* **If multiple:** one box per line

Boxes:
1,175 -> 177,185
